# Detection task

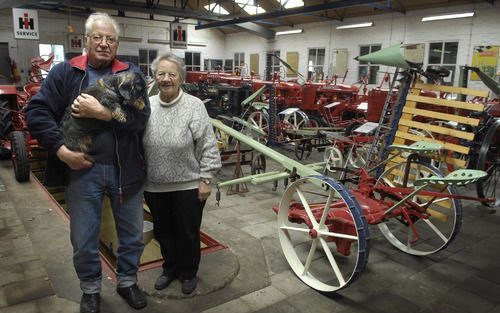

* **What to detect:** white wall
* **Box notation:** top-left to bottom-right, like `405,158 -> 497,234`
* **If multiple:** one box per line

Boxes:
225,2 -> 500,91
0,8 -> 225,85
1,3 -> 499,91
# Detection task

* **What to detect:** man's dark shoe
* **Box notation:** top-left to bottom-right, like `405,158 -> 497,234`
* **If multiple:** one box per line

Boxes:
154,274 -> 176,290
181,277 -> 197,295
117,284 -> 147,309
80,293 -> 100,313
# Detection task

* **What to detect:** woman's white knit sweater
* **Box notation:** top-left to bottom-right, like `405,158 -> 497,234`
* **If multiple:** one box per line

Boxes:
143,90 -> 222,192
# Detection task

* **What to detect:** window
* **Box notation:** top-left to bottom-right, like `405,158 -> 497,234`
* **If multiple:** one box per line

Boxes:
265,50 -> 280,80
427,41 -> 458,85
358,44 -> 381,84
234,52 -> 244,71
38,44 -> 65,77
308,48 -> 325,80
185,51 -> 201,71
204,59 -> 223,71
139,49 -> 157,78
235,0 -> 266,15
204,3 -> 229,15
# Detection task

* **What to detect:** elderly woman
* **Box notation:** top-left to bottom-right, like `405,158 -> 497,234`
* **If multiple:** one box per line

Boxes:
142,52 -> 221,295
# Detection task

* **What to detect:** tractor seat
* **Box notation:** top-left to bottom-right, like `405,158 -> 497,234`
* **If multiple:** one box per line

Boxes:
414,169 -> 488,187
388,141 -> 443,155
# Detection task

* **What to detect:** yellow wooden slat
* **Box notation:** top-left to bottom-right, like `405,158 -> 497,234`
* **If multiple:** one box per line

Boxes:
402,106 -> 481,126
407,94 -> 485,112
414,82 -> 490,98
398,119 -> 475,141
394,130 -> 470,154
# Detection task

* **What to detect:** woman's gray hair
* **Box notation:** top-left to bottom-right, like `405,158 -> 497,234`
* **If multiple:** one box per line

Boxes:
150,52 -> 186,82
85,12 -> 120,38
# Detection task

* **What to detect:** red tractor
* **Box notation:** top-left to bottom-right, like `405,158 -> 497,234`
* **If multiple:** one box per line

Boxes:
0,53 -> 53,182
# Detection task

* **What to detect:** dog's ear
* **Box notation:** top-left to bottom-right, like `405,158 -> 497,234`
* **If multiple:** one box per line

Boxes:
117,73 -> 133,101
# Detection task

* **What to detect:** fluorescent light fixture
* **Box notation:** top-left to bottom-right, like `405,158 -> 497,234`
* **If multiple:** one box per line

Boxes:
188,41 -> 208,47
120,36 -> 142,42
421,12 -> 474,22
336,22 -> 373,29
147,39 -> 169,44
275,29 -> 303,35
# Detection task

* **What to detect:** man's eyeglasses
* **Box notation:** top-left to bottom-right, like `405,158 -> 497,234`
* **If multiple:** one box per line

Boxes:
156,72 -> 178,79
89,34 -> 118,45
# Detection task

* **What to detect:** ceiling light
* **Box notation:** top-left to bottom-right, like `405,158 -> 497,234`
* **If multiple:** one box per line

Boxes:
421,12 -> 474,22
336,22 -> 373,30
275,29 -> 303,35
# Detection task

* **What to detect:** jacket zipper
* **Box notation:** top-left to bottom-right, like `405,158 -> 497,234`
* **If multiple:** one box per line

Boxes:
113,129 -> 124,205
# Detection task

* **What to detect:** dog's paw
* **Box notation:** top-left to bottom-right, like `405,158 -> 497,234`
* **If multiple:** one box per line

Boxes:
133,99 -> 145,110
112,109 -> 127,123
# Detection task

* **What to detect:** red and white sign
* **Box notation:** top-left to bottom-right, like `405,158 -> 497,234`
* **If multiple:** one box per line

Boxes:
68,34 -> 84,53
12,8 -> 39,40
170,22 -> 187,49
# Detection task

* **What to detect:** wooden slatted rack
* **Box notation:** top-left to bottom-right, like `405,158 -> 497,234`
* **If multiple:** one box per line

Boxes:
388,81 -> 489,172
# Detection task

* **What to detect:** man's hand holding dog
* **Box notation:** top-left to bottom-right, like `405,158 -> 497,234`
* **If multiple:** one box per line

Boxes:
56,145 -> 93,170
72,93 -> 112,121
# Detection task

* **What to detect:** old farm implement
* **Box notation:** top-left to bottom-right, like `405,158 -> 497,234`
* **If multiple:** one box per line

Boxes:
0,53 -> 53,182
212,118 -> 489,293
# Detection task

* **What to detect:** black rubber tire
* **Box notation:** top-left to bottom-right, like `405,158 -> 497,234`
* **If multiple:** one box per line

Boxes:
308,115 -> 325,127
9,131 -> 30,182
476,118 -> 500,208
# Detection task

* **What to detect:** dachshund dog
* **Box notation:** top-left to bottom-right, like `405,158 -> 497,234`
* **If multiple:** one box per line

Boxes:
60,71 -> 146,154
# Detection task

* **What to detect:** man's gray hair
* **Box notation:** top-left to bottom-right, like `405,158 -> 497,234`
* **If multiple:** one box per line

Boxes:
85,12 -> 120,38
150,52 -> 186,82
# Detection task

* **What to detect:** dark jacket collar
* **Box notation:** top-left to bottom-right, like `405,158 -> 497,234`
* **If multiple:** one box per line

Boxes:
69,55 -> 129,73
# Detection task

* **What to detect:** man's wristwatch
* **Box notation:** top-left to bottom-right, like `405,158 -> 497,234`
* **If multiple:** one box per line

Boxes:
200,177 -> 211,185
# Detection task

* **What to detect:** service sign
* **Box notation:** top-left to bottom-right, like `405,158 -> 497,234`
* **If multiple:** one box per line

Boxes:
13,8 -> 39,39
170,22 -> 187,49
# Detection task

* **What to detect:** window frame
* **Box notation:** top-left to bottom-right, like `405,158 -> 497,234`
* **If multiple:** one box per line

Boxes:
427,41 -> 459,85
358,44 -> 381,85
308,47 -> 326,80
138,49 -> 158,78
185,51 -> 202,72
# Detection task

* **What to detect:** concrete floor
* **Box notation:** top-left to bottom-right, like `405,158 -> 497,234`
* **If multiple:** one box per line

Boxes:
1,146 -> 500,313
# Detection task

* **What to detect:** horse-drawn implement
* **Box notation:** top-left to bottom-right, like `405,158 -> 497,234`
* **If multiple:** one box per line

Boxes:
212,118 -> 489,292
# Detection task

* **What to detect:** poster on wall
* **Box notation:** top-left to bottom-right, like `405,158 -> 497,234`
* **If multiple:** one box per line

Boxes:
170,22 -> 187,49
68,34 -> 84,53
471,45 -> 499,81
12,8 -> 39,39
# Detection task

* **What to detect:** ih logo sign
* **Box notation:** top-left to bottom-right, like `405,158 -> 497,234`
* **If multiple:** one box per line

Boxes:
170,22 -> 187,49
68,34 -> 84,53
12,8 -> 39,39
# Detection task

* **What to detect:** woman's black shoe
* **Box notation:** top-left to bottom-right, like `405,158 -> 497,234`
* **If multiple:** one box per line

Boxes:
181,277 -> 197,294
154,274 -> 176,290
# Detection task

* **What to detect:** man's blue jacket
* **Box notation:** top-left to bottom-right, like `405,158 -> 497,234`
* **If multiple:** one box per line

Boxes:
25,55 -> 151,194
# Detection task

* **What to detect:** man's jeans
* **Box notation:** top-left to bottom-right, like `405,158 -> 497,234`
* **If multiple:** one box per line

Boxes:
65,163 -> 144,294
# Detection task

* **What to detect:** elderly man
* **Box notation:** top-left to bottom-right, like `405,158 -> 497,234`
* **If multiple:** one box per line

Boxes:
26,12 -> 150,313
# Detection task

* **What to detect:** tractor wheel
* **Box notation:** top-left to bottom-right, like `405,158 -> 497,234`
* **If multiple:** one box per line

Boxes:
277,175 -> 369,292
375,161 -> 461,255
308,115 -> 325,127
9,131 -> 30,182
